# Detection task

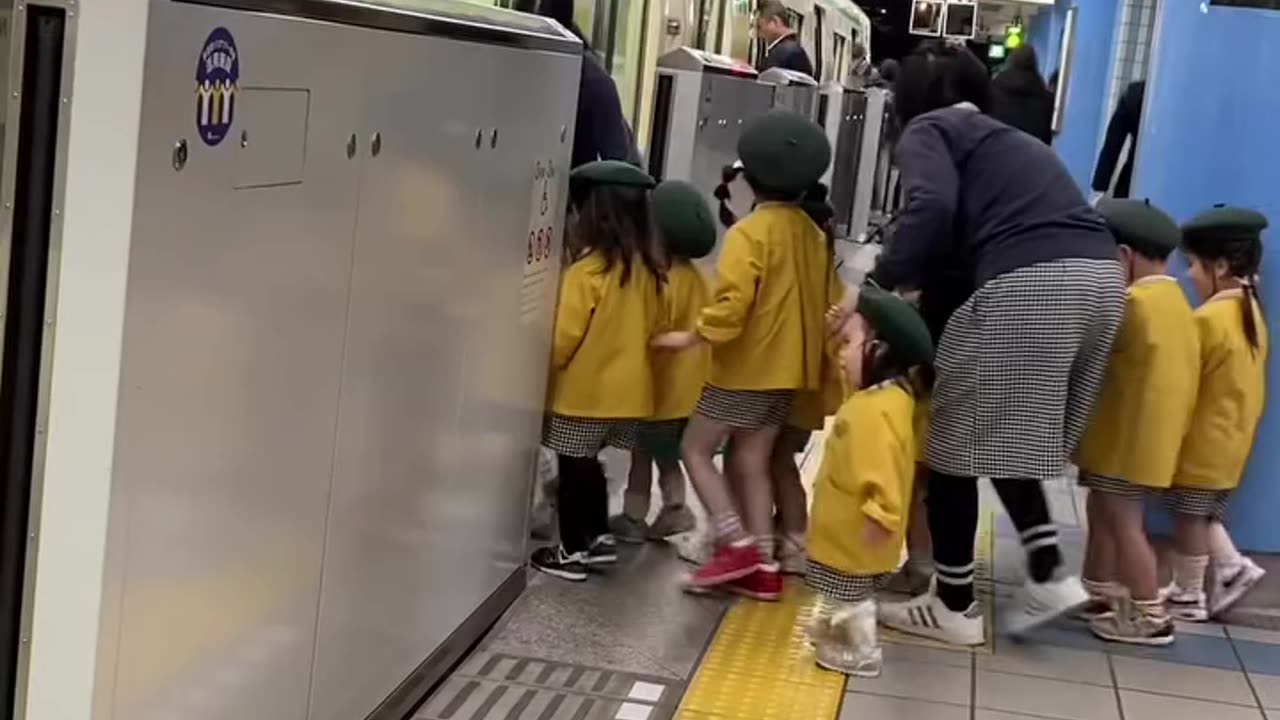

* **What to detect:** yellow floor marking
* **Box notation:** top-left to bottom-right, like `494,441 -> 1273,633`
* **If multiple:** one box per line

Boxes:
676,582 -> 845,720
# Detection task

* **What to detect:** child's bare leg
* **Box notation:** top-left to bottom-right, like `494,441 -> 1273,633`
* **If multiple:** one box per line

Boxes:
623,448 -> 654,522
1168,512 -> 1211,620
1104,494 -> 1159,602
656,456 -> 687,508
1082,491 -> 1120,601
770,429 -> 809,537
906,474 -> 932,566
681,414 -> 743,544
731,425 -> 783,561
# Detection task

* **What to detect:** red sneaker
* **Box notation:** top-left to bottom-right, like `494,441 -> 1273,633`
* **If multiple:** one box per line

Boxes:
729,563 -> 783,601
687,543 -> 762,588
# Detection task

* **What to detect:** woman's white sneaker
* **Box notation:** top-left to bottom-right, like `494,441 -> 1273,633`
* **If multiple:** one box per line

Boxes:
1005,575 -> 1090,636
1209,558 -> 1266,618
877,588 -> 985,647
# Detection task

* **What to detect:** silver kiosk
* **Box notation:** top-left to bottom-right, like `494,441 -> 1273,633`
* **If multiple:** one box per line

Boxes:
847,86 -> 898,242
759,67 -> 819,119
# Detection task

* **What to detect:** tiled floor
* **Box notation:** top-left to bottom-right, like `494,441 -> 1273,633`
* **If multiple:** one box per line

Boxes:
422,445 -> 1280,720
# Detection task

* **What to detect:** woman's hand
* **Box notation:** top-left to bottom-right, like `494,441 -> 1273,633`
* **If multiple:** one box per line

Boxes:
826,286 -> 860,334
651,331 -> 704,350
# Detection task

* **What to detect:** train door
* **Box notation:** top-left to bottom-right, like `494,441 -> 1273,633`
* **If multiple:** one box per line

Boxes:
0,1 -> 68,718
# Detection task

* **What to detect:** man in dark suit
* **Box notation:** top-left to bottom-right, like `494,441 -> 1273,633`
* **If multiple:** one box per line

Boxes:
1092,80 -> 1145,200
756,0 -> 814,77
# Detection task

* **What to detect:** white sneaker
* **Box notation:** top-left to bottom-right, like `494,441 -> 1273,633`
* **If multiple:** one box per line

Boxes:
1210,558 -> 1266,618
1163,583 -> 1209,622
878,581 -> 985,647
1005,575 -> 1090,636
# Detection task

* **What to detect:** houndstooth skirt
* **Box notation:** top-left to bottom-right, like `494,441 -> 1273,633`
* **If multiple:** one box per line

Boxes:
806,560 -> 891,603
1078,472 -> 1149,500
925,258 -> 1125,482
1163,487 -> 1231,521
695,385 -> 794,430
543,414 -> 639,458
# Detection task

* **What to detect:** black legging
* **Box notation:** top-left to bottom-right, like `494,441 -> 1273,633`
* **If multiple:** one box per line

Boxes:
927,471 -> 1063,611
557,455 -> 610,554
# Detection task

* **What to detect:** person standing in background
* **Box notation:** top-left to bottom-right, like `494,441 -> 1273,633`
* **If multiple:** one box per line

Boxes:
755,0 -> 815,77
989,46 -> 1054,144
1092,80 -> 1145,201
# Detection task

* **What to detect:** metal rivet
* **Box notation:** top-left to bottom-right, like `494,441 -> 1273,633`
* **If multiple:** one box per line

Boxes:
475,129 -> 483,149
346,134 -> 357,159
490,128 -> 499,149
172,139 -> 188,171
371,132 -> 382,157
240,130 -> 249,149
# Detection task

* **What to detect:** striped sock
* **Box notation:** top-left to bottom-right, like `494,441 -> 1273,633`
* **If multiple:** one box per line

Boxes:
934,560 -> 975,612
1020,524 -> 1063,583
712,513 -> 746,544
755,534 -> 775,563
1082,577 -> 1125,601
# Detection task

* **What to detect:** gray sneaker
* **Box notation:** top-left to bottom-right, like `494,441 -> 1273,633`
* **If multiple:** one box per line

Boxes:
1090,601 -> 1175,647
648,504 -> 696,539
608,514 -> 649,544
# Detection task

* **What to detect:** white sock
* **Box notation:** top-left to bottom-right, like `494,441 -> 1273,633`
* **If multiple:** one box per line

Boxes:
1173,554 -> 1210,596
1208,522 -> 1244,574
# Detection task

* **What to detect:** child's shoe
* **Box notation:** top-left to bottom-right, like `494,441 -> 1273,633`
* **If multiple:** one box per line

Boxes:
648,504 -> 696,539
777,535 -> 807,576
815,600 -> 883,677
1209,557 -> 1266,618
1163,583 -> 1209,622
1089,599 -> 1175,647
609,514 -> 650,544
531,546 -> 588,582
686,542 -> 762,588
585,535 -> 618,565
728,563 -> 783,601
675,532 -> 713,565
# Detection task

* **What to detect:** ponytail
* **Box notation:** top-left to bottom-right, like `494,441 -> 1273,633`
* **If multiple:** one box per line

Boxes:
1241,277 -> 1263,355
714,163 -> 743,229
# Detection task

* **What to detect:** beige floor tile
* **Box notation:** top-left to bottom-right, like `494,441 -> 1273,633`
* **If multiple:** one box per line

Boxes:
1111,656 -> 1254,704
1231,626 -> 1280,644
1120,690 -> 1264,720
845,659 -> 971,706
976,670 -> 1120,720
1251,672 -> 1280,709
881,641 -> 974,669
977,643 -> 1111,686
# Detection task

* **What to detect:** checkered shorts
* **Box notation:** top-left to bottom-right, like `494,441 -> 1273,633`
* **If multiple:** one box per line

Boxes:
1163,487 -> 1231,521
926,258 -> 1125,481
805,560 -> 891,603
1078,472 -> 1149,500
543,414 -> 639,458
695,385 -> 794,430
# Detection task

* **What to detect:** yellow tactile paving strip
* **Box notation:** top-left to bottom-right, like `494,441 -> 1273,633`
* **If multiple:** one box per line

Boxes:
675,582 -> 844,720
675,514 -> 996,720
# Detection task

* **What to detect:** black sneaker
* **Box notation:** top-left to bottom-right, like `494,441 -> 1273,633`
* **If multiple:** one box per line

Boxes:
586,535 -> 618,565
531,546 -> 588,581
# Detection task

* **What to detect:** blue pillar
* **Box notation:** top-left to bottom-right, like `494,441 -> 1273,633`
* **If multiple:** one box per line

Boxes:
1134,2 -> 1280,552
1052,0 -> 1121,193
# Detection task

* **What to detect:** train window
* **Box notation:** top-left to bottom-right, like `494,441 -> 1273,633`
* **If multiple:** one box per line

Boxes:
813,5 -> 824,82
833,32 -> 847,82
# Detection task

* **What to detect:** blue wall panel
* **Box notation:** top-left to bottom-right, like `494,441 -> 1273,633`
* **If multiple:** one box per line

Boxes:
1135,2 -> 1280,550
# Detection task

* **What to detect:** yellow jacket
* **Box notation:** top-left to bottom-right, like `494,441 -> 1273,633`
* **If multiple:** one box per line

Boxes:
789,334 -> 845,431
546,250 -> 664,418
1174,289 -> 1269,490
654,261 -> 710,420
697,203 -> 841,391
1075,276 -> 1200,488
807,382 -> 916,576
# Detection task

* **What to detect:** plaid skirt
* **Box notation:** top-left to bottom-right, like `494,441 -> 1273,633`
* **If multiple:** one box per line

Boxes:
1078,472 -> 1149,500
925,258 -> 1125,482
1163,487 -> 1231,521
695,385 -> 794,430
806,560 -> 891,603
543,414 -> 639,458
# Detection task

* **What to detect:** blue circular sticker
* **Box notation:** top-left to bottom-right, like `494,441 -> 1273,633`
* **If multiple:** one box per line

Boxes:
195,27 -> 239,147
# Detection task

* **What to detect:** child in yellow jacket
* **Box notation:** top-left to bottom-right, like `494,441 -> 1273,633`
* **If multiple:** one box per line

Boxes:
1073,199 -> 1199,646
533,161 -> 667,582
807,285 -> 934,678
611,180 -> 714,543
652,110 -> 838,601
1164,206 -> 1269,621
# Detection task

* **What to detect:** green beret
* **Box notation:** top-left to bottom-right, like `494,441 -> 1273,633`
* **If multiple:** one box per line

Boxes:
1097,198 -> 1181,259
570,160 -> 655,189
1182,204 -> 1268,243
857,285 -> 934,368
737,110 -> 831,196
653,180 -> 716,259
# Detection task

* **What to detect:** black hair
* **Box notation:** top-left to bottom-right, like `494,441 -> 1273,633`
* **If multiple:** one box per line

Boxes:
1006,44 -> 1040,75
878,59 -> 900,85
1183,230 -> 1264,353
1122,236 -> 1177,263
516,0 -> 591,48
712,164 -> 811,229
757,0 -> 792,26
568,185 -> 666,289
860,336 -> 922,396
894,40 -> 992,126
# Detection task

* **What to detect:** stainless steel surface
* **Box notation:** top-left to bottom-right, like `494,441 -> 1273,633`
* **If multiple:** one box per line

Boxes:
1051,6 -> 1077,135
655,46 -> 756,76
177,0 -> 582,53
98,1 -> 576,718
847,87 -> 894,242
827,89 -> 866,238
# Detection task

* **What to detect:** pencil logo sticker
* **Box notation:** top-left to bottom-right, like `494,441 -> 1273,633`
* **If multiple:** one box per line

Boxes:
195,27 -> 239,147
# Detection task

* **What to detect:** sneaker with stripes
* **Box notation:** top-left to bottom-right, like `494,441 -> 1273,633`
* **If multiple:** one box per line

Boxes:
1005,575 -> 1090,636
877,581 -> 985,647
